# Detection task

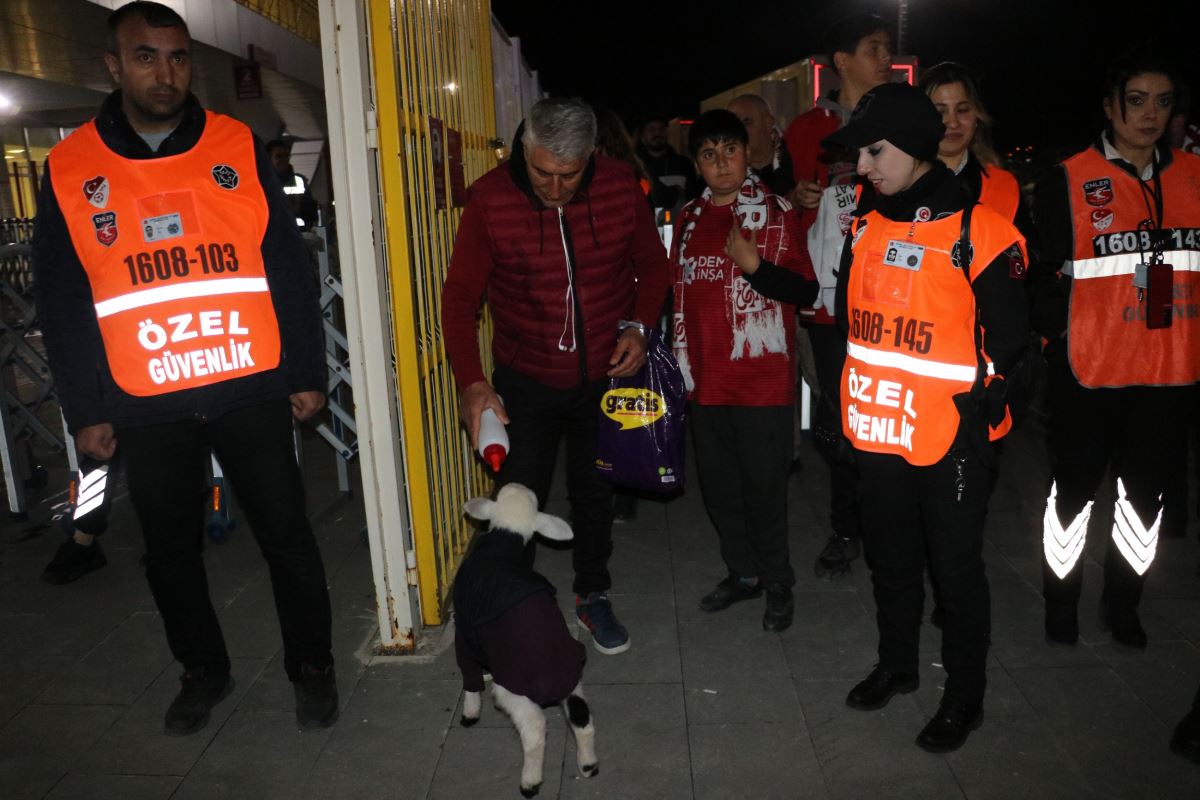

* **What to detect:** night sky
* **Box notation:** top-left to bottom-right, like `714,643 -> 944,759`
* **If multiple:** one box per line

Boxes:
492,0 -> 1197,156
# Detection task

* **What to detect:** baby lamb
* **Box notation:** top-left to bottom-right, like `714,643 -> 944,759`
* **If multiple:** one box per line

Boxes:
456,484 -> 598,797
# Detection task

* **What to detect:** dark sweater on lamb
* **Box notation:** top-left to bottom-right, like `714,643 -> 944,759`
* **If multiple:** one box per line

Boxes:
453,530 -> 586,707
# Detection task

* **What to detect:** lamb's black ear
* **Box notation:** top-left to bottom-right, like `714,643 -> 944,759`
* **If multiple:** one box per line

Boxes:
533,511 -> 573,542
464,497 -> 496,521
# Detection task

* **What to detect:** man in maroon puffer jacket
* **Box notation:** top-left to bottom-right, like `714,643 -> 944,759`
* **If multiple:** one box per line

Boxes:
442,98 -> 671,655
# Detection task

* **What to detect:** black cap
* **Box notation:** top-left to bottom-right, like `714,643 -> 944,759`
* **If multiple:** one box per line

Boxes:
820,82 -> 945,162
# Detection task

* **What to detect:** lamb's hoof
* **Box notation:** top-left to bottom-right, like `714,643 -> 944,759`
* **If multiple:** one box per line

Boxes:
581,762 -> 599,778
519,782 -> 541,797
459,715 -> 479,727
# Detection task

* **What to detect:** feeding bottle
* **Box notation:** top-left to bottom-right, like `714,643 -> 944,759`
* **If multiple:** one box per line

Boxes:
477,407 -> 509,472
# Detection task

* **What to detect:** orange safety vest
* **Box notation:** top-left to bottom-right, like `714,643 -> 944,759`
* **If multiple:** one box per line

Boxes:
978,164 -> 1020,224
841,205 -> 1023,466
48,113 -> 280,397
1062,147 -> 1200,388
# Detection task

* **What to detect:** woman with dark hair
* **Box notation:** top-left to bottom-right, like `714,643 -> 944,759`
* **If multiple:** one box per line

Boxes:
919,61 -> 1032,237
1031,51 -> 1200,653
821,82 -> 1028,752
593,106 -> 654,200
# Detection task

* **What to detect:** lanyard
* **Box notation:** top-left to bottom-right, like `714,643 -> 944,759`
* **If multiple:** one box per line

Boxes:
1135,157 -> 1166,265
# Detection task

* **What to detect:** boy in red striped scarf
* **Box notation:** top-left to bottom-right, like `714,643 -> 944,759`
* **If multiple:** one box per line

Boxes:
671,110 -> 817,631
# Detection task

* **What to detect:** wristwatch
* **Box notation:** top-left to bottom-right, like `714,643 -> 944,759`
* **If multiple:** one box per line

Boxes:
617,319 -> 647,337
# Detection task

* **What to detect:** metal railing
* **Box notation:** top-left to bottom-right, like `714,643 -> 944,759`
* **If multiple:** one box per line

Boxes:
369,0 -> 497,625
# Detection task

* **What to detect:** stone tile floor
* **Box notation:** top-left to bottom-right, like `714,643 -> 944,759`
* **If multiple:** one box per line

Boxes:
3,420 -> 1200,799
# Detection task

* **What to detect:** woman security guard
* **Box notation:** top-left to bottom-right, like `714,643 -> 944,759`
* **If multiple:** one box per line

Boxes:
823,82 -> 1029,753
1030,51 -> 1200,651
919,61 -> 1033,238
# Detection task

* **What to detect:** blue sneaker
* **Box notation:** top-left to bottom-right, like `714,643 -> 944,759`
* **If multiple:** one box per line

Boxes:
575,592 -> 631,654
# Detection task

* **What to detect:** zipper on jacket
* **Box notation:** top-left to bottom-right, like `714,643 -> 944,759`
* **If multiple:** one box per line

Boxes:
557,207 -> 588,383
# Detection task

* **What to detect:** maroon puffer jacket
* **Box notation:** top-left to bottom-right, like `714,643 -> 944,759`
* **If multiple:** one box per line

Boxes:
442,144 -> 671,390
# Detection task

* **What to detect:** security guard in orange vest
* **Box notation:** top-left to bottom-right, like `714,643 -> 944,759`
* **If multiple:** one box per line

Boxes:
919,62 -> 1032,237
31,2 -> 336,735
824,83 -> 1028,753
1030,51 -> 1200,651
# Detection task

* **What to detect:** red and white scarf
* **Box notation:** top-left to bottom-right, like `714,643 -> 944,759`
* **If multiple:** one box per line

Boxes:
671,170 -> 791,391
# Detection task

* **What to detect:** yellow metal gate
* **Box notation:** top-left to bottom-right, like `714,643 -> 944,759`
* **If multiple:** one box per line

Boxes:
369,0 -> 497,625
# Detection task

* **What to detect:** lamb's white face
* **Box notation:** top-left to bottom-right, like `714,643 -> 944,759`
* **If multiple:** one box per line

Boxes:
492,484 -> 539,538
462,483 -> 573,543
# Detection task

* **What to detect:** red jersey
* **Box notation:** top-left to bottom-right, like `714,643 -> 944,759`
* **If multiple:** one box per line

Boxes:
676,202 -> 800,406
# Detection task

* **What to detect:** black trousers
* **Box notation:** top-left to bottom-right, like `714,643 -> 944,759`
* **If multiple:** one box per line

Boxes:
493,365 -> 613,596
1043,355 -> 1191,615
117,399 -> 333,680
858,446 -> 996,706
808,323 -> 861,540
691,403 -> 795,588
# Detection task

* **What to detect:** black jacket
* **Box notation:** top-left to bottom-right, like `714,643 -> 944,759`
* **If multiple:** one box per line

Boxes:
33,92 -> 325,433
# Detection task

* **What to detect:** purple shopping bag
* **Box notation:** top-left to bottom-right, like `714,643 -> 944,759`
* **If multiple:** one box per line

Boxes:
595,328 -> 686,492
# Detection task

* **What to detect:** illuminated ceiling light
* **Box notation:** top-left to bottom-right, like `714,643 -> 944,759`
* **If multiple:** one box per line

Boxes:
0,93 -> 12,110
445,81 -> 458,93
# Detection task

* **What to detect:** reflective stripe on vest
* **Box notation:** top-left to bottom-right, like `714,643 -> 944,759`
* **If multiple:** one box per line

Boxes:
841,204 -> 1020,466
1062,146 -> 1200,387
47,113 -> 279,397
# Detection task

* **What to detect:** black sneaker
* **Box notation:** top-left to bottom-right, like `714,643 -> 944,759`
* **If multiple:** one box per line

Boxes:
294,664 -> 339,729
164,668 -> 233,736
42,539 -> 107,585
814,534 -> 861,579
699,575 -> 762,613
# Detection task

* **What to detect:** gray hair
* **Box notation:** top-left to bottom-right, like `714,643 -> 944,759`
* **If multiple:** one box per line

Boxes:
522,98 -> 597,163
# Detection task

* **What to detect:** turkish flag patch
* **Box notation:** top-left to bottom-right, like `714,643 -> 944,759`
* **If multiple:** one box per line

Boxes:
82,176 -> 109,208
1007,245 -> 1026,279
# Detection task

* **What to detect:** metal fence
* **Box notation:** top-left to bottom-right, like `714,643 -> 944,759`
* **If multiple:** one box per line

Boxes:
369,0 -> 497,625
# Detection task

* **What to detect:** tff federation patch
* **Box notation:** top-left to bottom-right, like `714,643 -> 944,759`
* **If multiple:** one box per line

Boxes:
211,164 -> 239,190
92,211 -> 118,247
1091,208 -> 1115,231
1083,178 -> 1113,207
82,176 -> 109,208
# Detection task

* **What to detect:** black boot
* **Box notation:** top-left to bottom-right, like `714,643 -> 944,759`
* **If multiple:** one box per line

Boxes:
699,575 -> 762,613
762,584 -> 794,632
1102,545 -> 1147,651
164,668 -> 234,736
1170,685 -> 1200,764
916,699 -> 984,753
814,533 -> 861,579
1043,561 -> 1082,646
846,665 -> 919,710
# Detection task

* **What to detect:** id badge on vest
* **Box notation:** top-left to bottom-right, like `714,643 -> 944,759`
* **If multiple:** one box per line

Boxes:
882,240 -> 925,271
